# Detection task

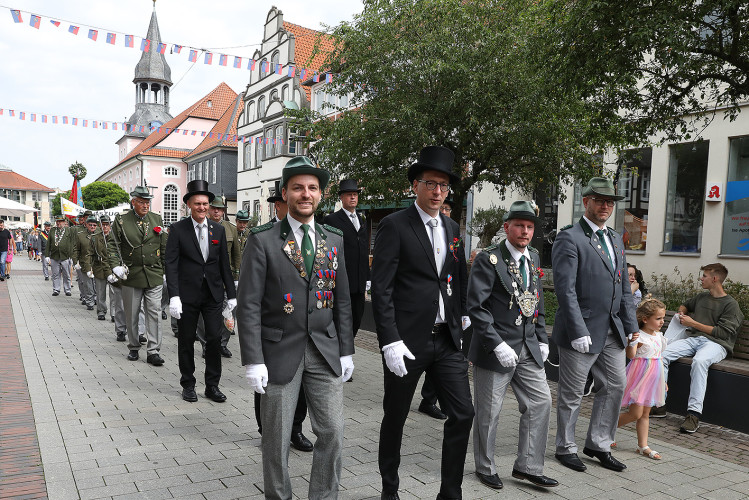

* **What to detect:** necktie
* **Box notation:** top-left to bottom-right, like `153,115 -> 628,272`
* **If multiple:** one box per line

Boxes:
301,224 -> 314,276
519,255 -> 528,289
596,229 -> 614,269
349,212 -> 359,231
426,218 -> 445,321
199,224 -> 208,261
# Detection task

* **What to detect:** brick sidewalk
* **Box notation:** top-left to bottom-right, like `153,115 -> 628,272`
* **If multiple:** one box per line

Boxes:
0,278 -> 47,499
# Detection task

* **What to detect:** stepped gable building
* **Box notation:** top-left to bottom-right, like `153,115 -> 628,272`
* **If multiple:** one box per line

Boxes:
236,7 -> 334,223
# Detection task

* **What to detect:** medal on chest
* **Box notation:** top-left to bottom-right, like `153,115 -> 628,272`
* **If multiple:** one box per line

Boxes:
446,274 -> 453,296
283,293 -> 294,314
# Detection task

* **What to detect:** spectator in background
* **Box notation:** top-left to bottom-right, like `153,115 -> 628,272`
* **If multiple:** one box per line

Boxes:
627,264 -> 648,307
14,230 -> 23,252
0,220 -> 13,281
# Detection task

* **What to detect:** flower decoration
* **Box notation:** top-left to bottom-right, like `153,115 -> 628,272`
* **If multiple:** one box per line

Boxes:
153,226 -> 162,234
537,268 -> 545,278
451,237 -> 463,261
211,239 -> 219,245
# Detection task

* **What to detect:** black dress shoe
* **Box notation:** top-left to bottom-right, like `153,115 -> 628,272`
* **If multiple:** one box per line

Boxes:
555,453 -> 587,472
86,305 -> 94,310
290,432 -> 314,452
205,385 -> 227,403
97,314 -> 105,320
220,346 -> 232,358
52,291 -> 59,296
582,447 -> 626,472
116,333 -> 126,342
162,311 -> 167,320
65,292 -> 71,296
511,469 -> 559,487
475,471 -> 503,489
110,317 -> 114,323
380,493 -> 400,500
182,387 -> 198,402
146,353 -> 164,366
127,350 -> 139,361
45,277 -> 49,281
139,334 -> 147,344
418,401 -> 447,420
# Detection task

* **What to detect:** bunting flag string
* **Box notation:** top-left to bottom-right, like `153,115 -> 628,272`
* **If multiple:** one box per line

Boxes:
0,106 -> 287,146
5,7 -> 334,82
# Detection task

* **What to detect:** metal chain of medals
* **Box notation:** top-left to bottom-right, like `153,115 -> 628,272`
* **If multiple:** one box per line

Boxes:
53,226 -> 66,246
283,241 -> 339,314
489,252 -> 539,326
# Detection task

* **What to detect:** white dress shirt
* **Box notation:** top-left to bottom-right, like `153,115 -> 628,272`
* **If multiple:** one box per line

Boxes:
414,203 -> 446,323
504,239 -> 531,289
287,214 -> 316,250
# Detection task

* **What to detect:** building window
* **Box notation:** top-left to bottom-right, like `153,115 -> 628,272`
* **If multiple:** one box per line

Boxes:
246,101 -> 255,122
135,167 -> 140,184
265,128 -> 274,159
288,127 -> 298,155
281,85 -> 289,102
315,90 -> 325,113
270,89 -> 279,102
253,199 -> 261,218
204,161 -> 209,181
164,165 -> 178,177
212,158 -> 217,184
275,125 -> 284,156
244,142 -> 252,170
258,96 -> 266,119
271,51 -> 280,72
721,136 -> 749,255
260,58 -> 268,78
615,148 -> 651,251
163,184 -> 179,224
188,164 -> 195,182
340,92 -> 349,109
256,140 -> 263,167
664,141 -> 709,253
129,169 -> 133,181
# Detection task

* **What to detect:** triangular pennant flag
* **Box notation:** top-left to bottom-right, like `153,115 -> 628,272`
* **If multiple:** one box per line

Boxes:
50,20 -> 60,27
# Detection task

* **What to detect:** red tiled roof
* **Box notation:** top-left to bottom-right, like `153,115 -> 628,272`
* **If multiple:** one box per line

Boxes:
185,93 -> 242,159
0,170 -> 54,192
116,82 -> 239,166
283,21 -> 335,101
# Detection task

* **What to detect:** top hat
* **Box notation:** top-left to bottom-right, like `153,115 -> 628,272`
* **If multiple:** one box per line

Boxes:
442,197 -> 455,209
338,179 -> 362,194
503,200 -> 541,223
235,210 -> 251,221
209,197 -> 227,209
581,177 -> 624,201
281,156 -> 330,190
267,180 -> 284,203
129,186 -> 153,200
183,179 -> 215,203
407,146 -> 460,184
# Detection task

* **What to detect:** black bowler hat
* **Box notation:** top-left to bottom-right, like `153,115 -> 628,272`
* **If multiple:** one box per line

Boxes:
407,146 -> 460,184
338,179 -> 361,194
183,180 -> 215,203
267,180 -> 284,203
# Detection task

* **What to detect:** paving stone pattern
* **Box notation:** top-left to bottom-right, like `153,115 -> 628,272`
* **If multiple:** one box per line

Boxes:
3,257 -> 749,499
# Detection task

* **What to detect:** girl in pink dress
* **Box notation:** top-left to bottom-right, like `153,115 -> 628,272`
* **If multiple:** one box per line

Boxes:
617,297 -> 668,460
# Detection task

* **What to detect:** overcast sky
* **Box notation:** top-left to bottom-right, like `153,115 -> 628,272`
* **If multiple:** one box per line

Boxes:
0,0 -> 362,191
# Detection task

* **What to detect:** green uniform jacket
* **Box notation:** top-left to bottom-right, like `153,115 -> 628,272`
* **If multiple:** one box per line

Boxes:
45,226 -> 76,261
73,228 -> 95,273
109,211 -> 167,289
222,220 -> 241,280
238,228 -> 249,256
84,230 -> 116,283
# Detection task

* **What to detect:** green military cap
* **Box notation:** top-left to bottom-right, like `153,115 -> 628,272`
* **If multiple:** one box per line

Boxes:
43,221 -> 52,226
581,177 -> 624,201
235,210 -> 251,221
209,198 -> 227,209
503,200 -> 541,223
99,215 -> 111,223
55,215 -> 66,221
281,156 -> 330,190
86,215 -> 98,223
130,185 -> 154,200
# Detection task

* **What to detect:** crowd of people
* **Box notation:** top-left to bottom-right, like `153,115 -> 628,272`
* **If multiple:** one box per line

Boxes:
1,148 -> 745,500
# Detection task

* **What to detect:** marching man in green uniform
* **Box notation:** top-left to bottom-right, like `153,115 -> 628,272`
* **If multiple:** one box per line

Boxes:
109,186 -> 168,366
46,215 -> 76,296
74,215 -> 98,311
83,215 -> 113,322
236,210 -> 251,254
73,210 -> 93,303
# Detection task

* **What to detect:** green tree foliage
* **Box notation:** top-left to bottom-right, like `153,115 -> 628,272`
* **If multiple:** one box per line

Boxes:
290,0 -> 612,221
81,182 -> 130,211
546,0 -> 749,144
468,205 -> 507,248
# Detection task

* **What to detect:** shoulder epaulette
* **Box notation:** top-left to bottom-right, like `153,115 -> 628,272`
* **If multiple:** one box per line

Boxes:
560,224 -> 573,231
323,224 -> 343,237
606,226 -> 618,235
250,221 -> 273,234
483,244 -> 498,252
528,245 -> 539,254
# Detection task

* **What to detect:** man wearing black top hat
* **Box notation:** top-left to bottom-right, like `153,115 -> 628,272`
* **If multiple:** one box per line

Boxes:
323,179 -> 371,338
267,180 -> 287,223
165,180 -> 236,403
372,146 -> 473,500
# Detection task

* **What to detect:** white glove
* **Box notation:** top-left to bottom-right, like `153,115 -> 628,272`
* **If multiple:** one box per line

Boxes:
493,341 -> 519,367
86,270 -> 94,278
539,343 -> 550,362
74,263 -> 81,271
169,296 -> 183,319
461,316 -> 471,331
383,341 -> 415,377
106,274 -> 119,284
340,355 -> 354,382
226,298 -> 237,312
112,266 -> 127,279
234,280 -> 239,289
571,336 -> 593,353
45,257 -> 50,264
245,364 -> 268,394
366,280 -> 371,291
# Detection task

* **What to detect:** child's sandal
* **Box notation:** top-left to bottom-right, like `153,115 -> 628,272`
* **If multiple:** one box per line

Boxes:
636,446 -> 661,460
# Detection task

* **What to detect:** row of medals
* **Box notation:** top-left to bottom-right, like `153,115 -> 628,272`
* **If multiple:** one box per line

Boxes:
490,253 -> 539,326
283,244 -> 339,315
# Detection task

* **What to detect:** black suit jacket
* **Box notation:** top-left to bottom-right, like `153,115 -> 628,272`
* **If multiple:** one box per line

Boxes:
323,209 -> 371,294
372,204 -> 467,353
165,217 -> 236,305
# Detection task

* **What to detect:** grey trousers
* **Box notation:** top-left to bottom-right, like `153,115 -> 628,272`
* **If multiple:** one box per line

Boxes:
121,285 -> 162,354
109,285 -> 126,335
95,278 -> 108,315
555,331 -> 626,454
50,258 -> 71,293
261,340 -> 344,500
42,257 -> 49,278
473,345 -> 552,476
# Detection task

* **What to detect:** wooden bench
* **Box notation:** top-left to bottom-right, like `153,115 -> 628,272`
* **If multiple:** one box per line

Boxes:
662,311 -> 749,432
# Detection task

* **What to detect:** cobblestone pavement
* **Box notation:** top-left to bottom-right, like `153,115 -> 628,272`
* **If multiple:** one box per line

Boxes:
4,257 -> 749,499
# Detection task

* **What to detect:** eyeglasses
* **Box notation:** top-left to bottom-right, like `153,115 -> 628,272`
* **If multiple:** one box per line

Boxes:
417,179 -> 451,193
589,197 -> 615,207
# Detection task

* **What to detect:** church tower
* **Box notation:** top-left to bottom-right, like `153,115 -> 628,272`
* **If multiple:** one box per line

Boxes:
116,2 -> 173,160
